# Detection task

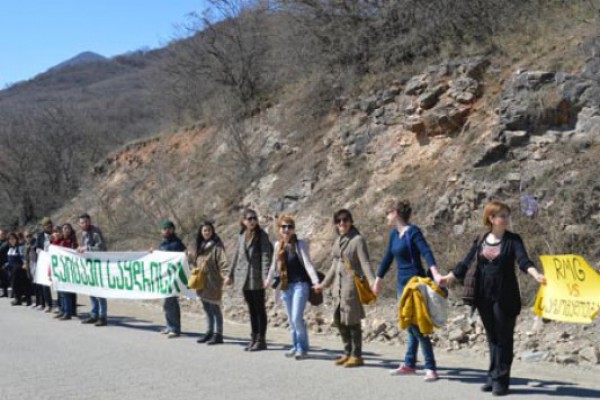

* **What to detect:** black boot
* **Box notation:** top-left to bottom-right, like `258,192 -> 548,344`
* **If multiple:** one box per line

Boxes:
249,335 -> 267,352
207,333 -> 224,345
244,334 -> 257,351
197,333 -> 213,344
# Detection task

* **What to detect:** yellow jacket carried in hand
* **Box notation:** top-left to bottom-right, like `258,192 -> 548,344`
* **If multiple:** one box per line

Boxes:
398,276 -> 447,335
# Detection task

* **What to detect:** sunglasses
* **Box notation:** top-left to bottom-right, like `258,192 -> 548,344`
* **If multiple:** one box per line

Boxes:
245,216 -> 258,222
281,224 -> 295,230
335,217 -> 351,224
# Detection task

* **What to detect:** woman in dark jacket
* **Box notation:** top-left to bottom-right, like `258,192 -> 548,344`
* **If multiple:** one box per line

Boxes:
443,201 -> 546,396
227,209 -> 273,351
7,232 -> 30,306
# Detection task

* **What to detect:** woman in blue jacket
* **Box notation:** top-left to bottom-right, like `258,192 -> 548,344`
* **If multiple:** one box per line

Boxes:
372,199 -> 445,382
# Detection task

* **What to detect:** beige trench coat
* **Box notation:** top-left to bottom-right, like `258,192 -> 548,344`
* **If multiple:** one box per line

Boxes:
322,229 -> 375,326
193,243 -> 229,303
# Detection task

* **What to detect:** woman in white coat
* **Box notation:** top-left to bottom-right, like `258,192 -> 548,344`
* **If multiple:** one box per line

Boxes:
265,215 -> 320,360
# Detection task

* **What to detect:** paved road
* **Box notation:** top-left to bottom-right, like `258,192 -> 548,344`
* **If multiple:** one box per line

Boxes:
1,298 -> 598,400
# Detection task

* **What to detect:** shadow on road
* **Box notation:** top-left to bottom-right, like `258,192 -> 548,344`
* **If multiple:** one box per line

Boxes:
442,366 -> 600,398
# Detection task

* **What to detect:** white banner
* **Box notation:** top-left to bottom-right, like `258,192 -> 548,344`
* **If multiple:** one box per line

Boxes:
35,245 -> 195,299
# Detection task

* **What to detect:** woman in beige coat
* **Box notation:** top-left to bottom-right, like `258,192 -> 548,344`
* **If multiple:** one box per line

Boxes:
193,221 -> 229,345
315,209 -> 375,368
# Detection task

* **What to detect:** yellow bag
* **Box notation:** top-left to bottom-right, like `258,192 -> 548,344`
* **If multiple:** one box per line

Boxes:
188,267 -> 205,290
343,257 -> 376,305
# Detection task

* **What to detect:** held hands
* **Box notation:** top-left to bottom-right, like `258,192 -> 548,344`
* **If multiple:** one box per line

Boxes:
371,277 -> 383,295
441,273 -> 456,286
312,284 -> 322,293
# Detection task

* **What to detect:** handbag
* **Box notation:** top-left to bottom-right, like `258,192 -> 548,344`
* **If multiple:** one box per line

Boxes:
342,256 -> 376,305
188,251 -> 214,291
308,271 -> 325,306
187,267 -> 205,290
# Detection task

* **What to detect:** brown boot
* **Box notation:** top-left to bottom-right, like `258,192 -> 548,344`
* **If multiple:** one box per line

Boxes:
344,356 -> 364,368
334,355 -> 350,366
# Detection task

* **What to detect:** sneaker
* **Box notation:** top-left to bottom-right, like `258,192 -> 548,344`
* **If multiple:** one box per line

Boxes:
82,317 -> 98,324
53,313 -> 64,319
167,332 -> 180,339
94,318 -> 107,327
334,355 -> 350,366
59,315 -> 72,321
285,348 -> 297,358
160,328 -> 170,335
390,364 -> 417,376
44,306 -> 52,313
424,369 -> 439,382
481,382 -> 493,392
343,356 -> 364,368
295,352 -> 308,361
10,300 -> 22,306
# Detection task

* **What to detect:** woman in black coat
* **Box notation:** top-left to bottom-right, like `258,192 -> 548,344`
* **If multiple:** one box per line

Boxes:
443,201 -> 546,397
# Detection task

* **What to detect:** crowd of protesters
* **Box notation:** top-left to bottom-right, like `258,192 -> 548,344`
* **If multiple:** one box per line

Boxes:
2,200 -> 547,396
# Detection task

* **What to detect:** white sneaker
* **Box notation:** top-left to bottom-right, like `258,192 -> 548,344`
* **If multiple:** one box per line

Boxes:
424,369 -> 439,382
285,348 -> 296,358
295,352 -> 308,360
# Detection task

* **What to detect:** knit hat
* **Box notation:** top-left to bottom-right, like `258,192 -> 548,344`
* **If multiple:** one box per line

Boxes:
40,217 -> 53,227
160,219 -> 175,229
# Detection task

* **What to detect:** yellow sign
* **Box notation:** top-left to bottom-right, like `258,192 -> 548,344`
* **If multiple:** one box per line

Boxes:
533,255 -> 600,323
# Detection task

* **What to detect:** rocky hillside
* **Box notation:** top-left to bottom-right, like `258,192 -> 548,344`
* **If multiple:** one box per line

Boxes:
49,30 -> 600,368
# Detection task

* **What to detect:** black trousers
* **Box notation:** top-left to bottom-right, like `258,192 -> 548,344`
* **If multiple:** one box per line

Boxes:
42,285 -> 53,308
243,289 -> 267,337
11,267 -> 32,303
33,283 -> 44,306
477,299 -> 517,390
0,267 -> 9,295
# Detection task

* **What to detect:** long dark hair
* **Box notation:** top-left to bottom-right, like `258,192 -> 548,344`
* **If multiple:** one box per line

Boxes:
7,232 -> 19,247
195,221 -> 223,255
333,209 -> 360,235
62,223 -> 79,248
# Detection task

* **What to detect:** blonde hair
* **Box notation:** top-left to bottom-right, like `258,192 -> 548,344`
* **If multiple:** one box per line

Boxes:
482,201 -> 511,230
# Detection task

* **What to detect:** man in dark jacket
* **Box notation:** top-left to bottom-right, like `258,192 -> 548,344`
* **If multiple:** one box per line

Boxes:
77,213 -> 108,327
157,219 -> 186,338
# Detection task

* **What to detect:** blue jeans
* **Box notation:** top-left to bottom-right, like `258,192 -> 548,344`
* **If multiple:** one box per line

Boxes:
405,325 -> 436,370
163,296 -> 181,334
281,281 -> 310,353
201,300 -> 223,335
90,296 -> 107,318
60,292 -> 73,316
